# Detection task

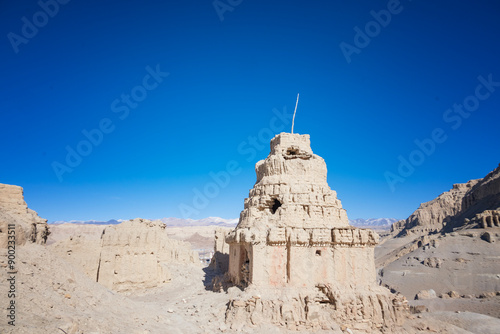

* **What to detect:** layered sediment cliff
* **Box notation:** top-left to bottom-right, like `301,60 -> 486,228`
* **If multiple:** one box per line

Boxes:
0,183 -> 49,247
391,164 -> 500,236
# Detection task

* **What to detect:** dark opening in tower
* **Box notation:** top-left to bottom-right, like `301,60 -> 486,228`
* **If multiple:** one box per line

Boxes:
271,198 -> 282,214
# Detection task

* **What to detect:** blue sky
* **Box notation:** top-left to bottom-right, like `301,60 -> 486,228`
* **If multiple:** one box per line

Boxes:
1,0 -> 499,222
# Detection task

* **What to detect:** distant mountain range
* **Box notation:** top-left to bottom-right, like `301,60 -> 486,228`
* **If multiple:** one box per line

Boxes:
51,217 -> 396,228
348,218 -> 399,228
156,217 -> 238,227
50,219 -> 124,225
50,217 -> 238,227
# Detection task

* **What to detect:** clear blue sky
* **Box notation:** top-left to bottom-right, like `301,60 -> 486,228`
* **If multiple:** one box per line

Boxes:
1,0 -> 499,222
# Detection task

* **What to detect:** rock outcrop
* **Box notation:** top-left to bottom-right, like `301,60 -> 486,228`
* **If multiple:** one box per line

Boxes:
390,219 -> 406,233
415,289 -> 437,300
209,228 -> 230,274
391,164 -> 500,236
0,183 -> 49,247
469,210 -> 500,228
225,285 -> 408,332
51,218 -> 198,292
0,243 -> 176,334
462,164 -> 500,211
222,133 -> 408,331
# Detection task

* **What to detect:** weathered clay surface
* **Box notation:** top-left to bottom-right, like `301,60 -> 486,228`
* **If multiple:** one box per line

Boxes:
462,165 -> 500,212
0,183 -> 49,247
470,210 -> 500,228
51,218 -> 198,292
225,285 -> 408,332
391,164 -> 500,235
209,228 -> 231,274
392,181 -> 479,235
237,133 -> 349,229
223,133 -> 408,331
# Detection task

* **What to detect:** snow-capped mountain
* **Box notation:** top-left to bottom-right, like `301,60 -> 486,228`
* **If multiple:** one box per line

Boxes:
50,219 -> 124,225
157,217 -> 238,227
348,218 -> 398,227
51,217 -> 397,228
50,217 -> 239,227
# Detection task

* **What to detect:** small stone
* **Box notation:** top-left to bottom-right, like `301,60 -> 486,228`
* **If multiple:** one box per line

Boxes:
410,305 -> 427,314
481,232 -> 494,243
415,289 -> 436,300
64,294 -> 71,299
232,300 -> 246,307
422,257 -> 442,268
479,292 -> 496,299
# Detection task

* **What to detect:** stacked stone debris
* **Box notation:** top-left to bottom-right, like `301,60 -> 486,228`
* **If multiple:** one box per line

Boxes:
224,133 -> 408,331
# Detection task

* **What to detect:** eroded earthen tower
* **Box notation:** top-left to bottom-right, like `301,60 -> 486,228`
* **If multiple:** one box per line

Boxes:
227,132 -> 378,288
224,133 -> 408,331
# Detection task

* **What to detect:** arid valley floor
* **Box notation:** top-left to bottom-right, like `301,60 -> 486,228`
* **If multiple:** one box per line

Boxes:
1,221 -> 500,334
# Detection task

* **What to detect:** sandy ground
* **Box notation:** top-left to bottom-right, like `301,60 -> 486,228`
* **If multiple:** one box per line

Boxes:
375,234 -> 419,263
4,224 -> 500,333
379,232 -> 500,298
0,244 -> 346,334
4,243 -> 500,334
0,244 -> 169,334
376,228 -> 500,322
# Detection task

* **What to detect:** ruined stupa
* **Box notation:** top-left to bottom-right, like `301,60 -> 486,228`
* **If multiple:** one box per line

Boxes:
224,133 -> 408,331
